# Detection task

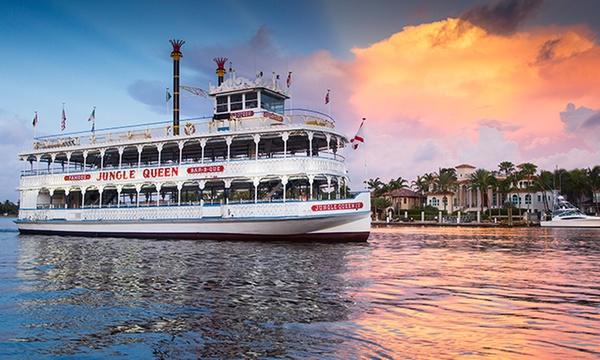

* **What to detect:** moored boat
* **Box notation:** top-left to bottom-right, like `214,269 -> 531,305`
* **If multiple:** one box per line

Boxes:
540,194 -> 600,228
14,40 -> 371,241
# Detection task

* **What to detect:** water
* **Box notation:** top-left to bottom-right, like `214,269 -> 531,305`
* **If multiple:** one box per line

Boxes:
1,217 -> 599,359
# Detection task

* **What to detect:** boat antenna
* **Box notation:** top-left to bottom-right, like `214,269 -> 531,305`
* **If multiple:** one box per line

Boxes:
170,39 -> 185,136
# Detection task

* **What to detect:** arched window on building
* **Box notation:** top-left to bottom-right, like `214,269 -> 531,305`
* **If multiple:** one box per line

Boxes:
512,194 -> 519,205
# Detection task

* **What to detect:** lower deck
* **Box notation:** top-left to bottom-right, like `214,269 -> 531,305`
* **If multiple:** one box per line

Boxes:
17,192 -> 372,241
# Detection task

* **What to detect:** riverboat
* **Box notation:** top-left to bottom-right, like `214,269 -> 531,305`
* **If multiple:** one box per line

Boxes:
14,44 -> 370,241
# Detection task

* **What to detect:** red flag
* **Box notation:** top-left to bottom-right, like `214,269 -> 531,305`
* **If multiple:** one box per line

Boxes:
287,71 -> 292,88
32,112 -> 38,128
325,89 -> 330,104
350,119 -> 365,150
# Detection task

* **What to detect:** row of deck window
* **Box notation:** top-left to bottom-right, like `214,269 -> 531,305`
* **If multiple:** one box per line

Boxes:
32,175 -> 349,209
23,131 -> 344,175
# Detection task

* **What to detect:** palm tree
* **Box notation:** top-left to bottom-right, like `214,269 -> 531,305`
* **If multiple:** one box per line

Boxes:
496,178 -> 515,225
510,169 -> 525,216
519,162 -> 538,218
434,168 -> 457,192
535,170 -> 554,212
469,168 -> 496,218
372,197 -> 392,221
433,168 -> 457,211
587,165 -> 600,214
388,176 -> 408,191
498,161 -> 515,178
553,167 -> 569,192
366,177 -> 385,197
566,168 -> 590,211
411,173 -> 432,208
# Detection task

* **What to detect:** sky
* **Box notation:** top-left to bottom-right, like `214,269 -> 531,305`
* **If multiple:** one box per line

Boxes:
2,0 -> 600,202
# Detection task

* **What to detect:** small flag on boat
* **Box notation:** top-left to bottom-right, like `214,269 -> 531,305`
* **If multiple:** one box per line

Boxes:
61,104 -> 67,131
166,89 -> 172,102
325,89 -> 330,104
88,107 -> 95,122
350,118 -> 365,150
287,71 -> 292,88
89,107 -> 96,133
32,112 -> 38,128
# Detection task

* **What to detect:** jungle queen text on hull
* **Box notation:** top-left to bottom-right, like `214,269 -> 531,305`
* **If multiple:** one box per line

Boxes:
94,167 -> 179,182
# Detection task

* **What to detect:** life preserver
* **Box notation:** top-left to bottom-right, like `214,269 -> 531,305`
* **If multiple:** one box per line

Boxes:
184,122 -> 196,135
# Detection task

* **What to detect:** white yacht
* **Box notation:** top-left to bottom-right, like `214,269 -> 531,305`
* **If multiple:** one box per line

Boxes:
540,195 -> 600,228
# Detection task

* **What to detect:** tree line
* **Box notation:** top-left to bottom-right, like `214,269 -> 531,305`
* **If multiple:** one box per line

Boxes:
0,200 -> 19,215
367,162 -> 600,217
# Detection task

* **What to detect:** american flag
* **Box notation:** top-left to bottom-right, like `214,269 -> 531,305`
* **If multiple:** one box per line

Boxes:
325,89 -> 330,104
287,71 -> 292,88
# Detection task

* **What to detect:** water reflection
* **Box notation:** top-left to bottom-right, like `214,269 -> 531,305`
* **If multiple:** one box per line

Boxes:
15,236 -> 365,358
345,227 -> 600,359
7,226 -> 600,359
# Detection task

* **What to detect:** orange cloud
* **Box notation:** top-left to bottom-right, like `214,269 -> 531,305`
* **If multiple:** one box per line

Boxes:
341,17 -> 600,185
349,19 -> 600,141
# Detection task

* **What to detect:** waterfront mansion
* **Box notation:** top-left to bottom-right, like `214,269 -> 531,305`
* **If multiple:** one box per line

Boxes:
424,164 -> 549,215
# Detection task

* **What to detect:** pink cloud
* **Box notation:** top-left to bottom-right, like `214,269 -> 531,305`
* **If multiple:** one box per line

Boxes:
337,17 -> 600,186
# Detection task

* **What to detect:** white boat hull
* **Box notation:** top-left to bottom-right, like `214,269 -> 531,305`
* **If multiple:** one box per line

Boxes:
16,193 -> 371,241
16,212 -> 370,241
540,217 -> 600,228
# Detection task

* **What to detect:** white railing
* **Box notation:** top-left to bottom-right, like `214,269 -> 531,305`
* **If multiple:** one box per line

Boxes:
31,110 -> 335,151
18,192 -> 369,222
19,201 -> 303,221
222,202 -> 301,218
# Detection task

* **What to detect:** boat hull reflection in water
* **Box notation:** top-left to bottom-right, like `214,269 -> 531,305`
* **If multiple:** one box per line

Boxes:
3,223 -> 600,359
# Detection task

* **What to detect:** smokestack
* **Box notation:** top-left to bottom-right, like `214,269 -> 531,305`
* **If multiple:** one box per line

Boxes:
169,39 -> 185,135
213,57 -> 228,86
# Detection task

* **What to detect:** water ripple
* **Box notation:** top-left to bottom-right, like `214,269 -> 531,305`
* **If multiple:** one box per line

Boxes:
0,221 -> 599,358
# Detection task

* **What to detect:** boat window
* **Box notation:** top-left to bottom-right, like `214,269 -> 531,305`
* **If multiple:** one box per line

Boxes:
230,94 -> 243,111
245,92 -> 258,109
261,93 -> 284,114
216,96 -> 228,113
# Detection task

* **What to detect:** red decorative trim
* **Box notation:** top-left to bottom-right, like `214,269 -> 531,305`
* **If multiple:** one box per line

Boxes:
169,39 -> 185,52
187,165 -> 224,174
311,202 -> 364,211
213,57 -> 228,68
231,110 -> 254,118
64,174 -> 91,181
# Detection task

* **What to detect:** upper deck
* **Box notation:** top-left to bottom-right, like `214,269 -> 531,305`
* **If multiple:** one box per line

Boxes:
25,109 -> 337,155
26,71 -> 336,155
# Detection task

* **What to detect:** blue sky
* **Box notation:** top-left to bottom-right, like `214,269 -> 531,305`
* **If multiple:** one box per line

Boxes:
2,0 -> 600,202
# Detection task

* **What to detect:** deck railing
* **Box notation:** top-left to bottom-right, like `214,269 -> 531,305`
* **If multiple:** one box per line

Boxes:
18,192 -> 368,222
31,110 -> 336,151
